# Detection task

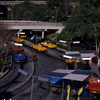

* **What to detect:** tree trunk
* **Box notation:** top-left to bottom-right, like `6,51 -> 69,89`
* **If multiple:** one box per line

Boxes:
95,39 -> 98,53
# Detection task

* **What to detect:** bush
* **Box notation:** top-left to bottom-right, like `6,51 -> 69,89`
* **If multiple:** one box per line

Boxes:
46,33 -> 58,39
57,43 -> 68,50
98,51 -> 100,57
0,58 -> 3,71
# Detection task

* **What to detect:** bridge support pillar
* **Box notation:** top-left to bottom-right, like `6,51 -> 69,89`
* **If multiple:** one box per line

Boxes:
42,31 -> 44,38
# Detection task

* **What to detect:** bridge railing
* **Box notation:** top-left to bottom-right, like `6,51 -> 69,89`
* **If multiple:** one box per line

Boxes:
1,20 -> 64,27
0,1 -> 46,5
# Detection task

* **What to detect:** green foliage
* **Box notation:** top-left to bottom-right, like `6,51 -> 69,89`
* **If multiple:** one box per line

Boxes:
58,0 -> 100,42
46,33 -> 57,38
13,2 -> 48,21
48,19 -> 55,22
57,43 -> 68,50
6,0 -> 72,22
46,0 -> 72,22
0,58 -> 3,71
46,0 -> 64,9
49,9 -> 66,22
81,0 -> 100,8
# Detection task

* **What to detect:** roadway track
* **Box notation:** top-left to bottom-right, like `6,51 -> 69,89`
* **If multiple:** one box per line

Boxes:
0,39 -> 100,100
0,46 -> 34,100
0,42 -> 68,100
22,40 -> 100,100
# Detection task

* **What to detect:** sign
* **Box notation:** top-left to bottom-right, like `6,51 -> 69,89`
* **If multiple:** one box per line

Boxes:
38,77 -> 49,82
0,12 -> 3,14
59,40 -> 66,43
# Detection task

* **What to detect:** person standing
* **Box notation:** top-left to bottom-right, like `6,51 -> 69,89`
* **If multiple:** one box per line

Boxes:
34,35 -> 37,45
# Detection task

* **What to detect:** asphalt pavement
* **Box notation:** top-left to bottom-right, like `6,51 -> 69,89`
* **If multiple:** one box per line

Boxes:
0,45 -> 34,99
1,39 -> 100,100
23,39 -> 100,100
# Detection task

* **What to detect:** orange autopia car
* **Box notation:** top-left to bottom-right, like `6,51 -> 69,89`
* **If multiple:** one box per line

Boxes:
11,45 -> 23,51
88,82 -> 100,92
86,76 -> 100,93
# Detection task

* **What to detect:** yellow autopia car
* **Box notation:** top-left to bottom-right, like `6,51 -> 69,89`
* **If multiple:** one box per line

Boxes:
20,35 -> 27,38
41,42 -> 56,48
13,37 -> 24,43
66,59 -> 79,63
31,44 -> 46,52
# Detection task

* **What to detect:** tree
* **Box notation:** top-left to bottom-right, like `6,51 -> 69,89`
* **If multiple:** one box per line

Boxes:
31,4 -> 48,21
0,21 -> 13,56
59,0 -> 100,52
49,8 -> 66,22
46,0 -> 72,17
13,1 -> 48,21
0,21 -> 14,72
46,0 -> 63,9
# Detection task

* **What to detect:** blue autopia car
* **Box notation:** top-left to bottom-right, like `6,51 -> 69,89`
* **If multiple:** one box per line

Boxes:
14,51 -> 27,62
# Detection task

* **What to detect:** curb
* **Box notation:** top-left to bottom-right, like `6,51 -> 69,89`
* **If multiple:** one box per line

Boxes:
46,50 -> 66,62
0,39 -> 65,92
7,46 -> 35,92
0,46 -> 34,93
8,60 -> 34,92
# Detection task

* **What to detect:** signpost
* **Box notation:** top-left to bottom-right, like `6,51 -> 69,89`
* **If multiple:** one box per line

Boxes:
59,40 -> 80,50
18,69 -> 49,100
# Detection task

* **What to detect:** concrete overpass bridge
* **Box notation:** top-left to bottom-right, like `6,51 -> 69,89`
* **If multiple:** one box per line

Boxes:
1,20 -> 65,38
0,1 -> 46,5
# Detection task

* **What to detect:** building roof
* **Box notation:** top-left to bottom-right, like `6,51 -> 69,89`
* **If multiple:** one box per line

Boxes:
44,69 -> 94,81
63,51 -> 96,59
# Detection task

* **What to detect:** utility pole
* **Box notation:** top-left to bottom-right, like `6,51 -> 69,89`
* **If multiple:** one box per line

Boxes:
65,0 -> 66,11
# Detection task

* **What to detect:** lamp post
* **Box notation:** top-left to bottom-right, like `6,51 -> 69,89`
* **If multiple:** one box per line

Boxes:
59,40 -> 67,53
11,4 -> 14,21
18,31 -> 25,38
14,30 -> 24,38
59,40 -> 80,51
66,41 -> 80,51
18,69 -> 34,100
68,41 -> 80,50
12,5 -> 13,20
54,7 -> 60,24
18,69 -> 49,100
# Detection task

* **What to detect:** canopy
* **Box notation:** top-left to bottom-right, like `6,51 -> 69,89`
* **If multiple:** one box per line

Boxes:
44,69 -> 94,81
63,51 -> 96,59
